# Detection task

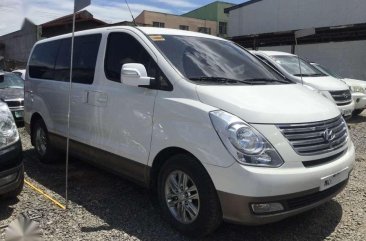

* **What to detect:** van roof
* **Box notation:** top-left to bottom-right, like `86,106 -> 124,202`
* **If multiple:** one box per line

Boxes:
35,26 -> 224,45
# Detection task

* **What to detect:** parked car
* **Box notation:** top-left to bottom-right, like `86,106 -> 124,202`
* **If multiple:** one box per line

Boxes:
0,72 -> 25,125
12,69 -> 26,80
0,101 -> 23,199
310,62 -> 366,116
251,51 -> 354,118
25,27 -> 355,237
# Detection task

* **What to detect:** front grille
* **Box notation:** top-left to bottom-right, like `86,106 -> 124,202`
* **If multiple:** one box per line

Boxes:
4,99 -> 24,108
277,116 -> 348,156
286,180 -> 347,210
330,90 -> 352,105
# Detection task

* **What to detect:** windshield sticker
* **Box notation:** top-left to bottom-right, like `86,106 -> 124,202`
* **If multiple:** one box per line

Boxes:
150,35 -> 165,41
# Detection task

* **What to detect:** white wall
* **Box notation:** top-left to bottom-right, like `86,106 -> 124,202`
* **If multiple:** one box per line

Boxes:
294,40 -> 366,80
228,0 -> 366,37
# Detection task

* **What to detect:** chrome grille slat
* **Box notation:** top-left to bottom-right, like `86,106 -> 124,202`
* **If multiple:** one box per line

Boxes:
292,137 -> 325,146
286,132 -> 322,140
282,119 -> 343,134
277,116 -> 348,156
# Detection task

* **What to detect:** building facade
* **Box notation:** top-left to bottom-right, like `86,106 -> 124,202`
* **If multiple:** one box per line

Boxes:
135,11 -> 217,35
225,0 -> 366,80
0,19 -> 39,65
182,1 -> 234,37
0,11 -> 106,67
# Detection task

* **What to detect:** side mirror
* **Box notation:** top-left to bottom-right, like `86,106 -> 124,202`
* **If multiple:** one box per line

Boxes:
121,63 -> 153,88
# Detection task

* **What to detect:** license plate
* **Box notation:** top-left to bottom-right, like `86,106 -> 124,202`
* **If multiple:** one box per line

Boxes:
342,109 -> 352,116
14,111 -> 24,118
320,168 -> 349,191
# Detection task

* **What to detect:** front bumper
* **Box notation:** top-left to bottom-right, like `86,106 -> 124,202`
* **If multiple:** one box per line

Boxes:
205,142 -> 355,225
352,92 -> 366,110
336,101 -> 354,118
0,140 -> 24,196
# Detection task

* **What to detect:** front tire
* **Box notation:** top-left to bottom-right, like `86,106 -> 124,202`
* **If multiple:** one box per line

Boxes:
157,154 -> 222,237
2,173 -> 24,199
31,120 -> 56,163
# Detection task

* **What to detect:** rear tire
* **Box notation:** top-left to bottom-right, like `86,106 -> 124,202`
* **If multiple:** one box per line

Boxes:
352,109 -> 364,116
157,154 -> 222,237
31,120 -> 57,163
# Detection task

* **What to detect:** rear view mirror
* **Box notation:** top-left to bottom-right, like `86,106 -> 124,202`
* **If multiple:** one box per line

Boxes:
121,63 -> 153,88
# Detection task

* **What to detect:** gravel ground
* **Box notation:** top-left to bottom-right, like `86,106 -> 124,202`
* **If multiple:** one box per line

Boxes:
1,114 -> 365,241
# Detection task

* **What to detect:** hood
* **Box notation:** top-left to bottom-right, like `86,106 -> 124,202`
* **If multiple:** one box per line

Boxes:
196,84 -> 340,124
0,88 -> 24,100
342,78 -> 366,88
301,76 -> 349,91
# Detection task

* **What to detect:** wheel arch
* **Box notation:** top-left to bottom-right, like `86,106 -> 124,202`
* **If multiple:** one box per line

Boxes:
149,147 -> 210,192
29,112 -> 45,145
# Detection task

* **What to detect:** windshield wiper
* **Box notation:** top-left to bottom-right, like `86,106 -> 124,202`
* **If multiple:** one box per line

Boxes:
294,73 -> 324,77
189,77 -> 253,85
243,78 -> 290,84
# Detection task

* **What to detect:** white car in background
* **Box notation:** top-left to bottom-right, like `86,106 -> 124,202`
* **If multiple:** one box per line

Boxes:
251,51 -> 355,118
12,69 -> 26,80
310,62 -> 366,116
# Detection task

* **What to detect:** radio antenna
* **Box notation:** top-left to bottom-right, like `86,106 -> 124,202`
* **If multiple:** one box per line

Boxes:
125,0 -> 136,26
294,28 -> 315,86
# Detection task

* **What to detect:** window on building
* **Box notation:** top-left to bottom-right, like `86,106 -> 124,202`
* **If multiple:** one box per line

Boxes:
198,27 -> 211,34
219,22 -> 227,35
104,32 -> 172,90
179,25 -> 189,31
152,22 -> 165,28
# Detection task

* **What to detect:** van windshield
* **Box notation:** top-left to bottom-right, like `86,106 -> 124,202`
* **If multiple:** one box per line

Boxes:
0,73 -> 24,89
271,55 -> 326,77
312,63 -> 343,79
150,35 -> 289,85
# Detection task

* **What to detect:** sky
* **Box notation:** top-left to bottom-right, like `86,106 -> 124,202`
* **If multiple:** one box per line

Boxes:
0,0 -> 245,36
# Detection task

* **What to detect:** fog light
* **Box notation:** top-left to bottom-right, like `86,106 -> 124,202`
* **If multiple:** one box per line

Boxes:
251,202 -> 284,214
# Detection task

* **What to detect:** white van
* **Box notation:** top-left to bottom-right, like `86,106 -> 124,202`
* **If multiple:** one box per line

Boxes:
24,27 -> 355,237
310,62 -> 366,116
252,51 -> 355,118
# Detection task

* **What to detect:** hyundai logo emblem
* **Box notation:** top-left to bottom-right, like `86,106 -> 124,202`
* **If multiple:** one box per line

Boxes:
343,92 -> 350,99
323,129 -> 335,144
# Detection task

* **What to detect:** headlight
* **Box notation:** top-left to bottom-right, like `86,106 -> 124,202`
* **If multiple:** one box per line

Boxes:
209,110 -> 283,167
0,103 -> 19,149
350,86 -> 365,94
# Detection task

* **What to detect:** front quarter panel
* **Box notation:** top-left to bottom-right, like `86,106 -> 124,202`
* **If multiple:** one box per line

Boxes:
149,94 -> 235,168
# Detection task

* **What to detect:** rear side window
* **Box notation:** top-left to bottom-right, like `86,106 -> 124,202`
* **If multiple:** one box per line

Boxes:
29,40 -> 61,79
105,32 -> 172,90
55,34 -> 102,84
29,34 -> 101,84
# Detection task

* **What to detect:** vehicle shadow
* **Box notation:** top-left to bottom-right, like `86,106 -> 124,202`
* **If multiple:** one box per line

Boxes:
348,114 -> 366,124
23,148 -> 343,241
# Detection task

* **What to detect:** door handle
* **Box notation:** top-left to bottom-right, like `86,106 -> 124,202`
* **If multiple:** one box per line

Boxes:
86,91 -> 108,107
96,95 -> 108,103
